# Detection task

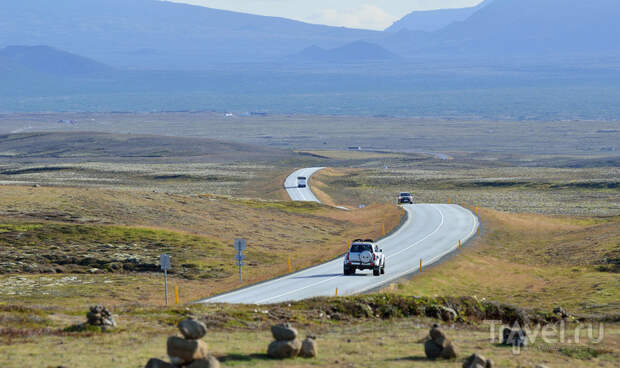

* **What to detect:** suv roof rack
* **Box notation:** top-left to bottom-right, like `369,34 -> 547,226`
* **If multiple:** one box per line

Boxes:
352,239 -> 374,243
364,239 -> 374,243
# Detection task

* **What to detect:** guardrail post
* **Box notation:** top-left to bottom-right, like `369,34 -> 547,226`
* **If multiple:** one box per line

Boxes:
382,224 -> 386,236
335,288 -> 338,297
419,259 -> 422,272
459,240 -> 461,250
288,257 -> 292,273
175,285 -> 179,305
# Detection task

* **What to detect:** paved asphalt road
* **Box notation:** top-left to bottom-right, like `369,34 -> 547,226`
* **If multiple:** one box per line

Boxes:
197,168 -> 478,304
283,167 -> 324,202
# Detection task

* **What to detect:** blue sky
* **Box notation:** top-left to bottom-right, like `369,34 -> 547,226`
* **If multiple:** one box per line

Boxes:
167,0 -> 484,30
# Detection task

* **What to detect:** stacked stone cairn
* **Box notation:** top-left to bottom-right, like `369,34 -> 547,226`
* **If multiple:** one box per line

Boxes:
424,324 -> 457,360
502,327 -> 527,347
267,323 -> 317,359
145,318 -> 220,368
268,323 -> 301,359
86,305 -> 116,331
463,353 -> 494,368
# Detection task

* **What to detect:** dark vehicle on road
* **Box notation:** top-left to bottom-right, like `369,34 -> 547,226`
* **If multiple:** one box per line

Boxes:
398,192 -> 413,204
297,176 -> 307,188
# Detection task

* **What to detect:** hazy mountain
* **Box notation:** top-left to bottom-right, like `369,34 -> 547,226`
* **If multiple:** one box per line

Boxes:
0,0 -> 380,69
292,41 -> 398,63
385,0 -> 491,32
384,0 -> 620,58
0,45 -> 111,76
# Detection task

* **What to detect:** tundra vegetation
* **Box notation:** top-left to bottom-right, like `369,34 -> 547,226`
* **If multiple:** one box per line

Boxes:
0,120 -> 618,367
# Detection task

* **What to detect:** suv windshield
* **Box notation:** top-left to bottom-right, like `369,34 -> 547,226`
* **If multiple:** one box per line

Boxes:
351,243 -> 372,252
400,193 -> 411,196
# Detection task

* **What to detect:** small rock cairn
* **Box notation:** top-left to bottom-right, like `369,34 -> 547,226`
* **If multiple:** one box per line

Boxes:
424,324 -> 457,360
145,318 -> 220,368
86,305 -> 116,330
267,323 -> 317,359
463,353 -> 493,368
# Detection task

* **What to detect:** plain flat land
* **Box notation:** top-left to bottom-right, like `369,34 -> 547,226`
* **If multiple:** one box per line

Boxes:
1,112 -> 619,157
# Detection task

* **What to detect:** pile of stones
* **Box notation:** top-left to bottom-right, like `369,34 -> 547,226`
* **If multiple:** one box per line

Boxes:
502,327 -> 527,347
86,305 -> 116,331
267,323 -> 317,359
424,324 -> 457,360
145,318 -> 220,368
463,353 -> 494,368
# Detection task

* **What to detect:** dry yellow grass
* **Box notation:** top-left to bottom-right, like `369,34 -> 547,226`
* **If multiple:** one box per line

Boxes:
0,184 -> 402,307
387,208 -> 620,315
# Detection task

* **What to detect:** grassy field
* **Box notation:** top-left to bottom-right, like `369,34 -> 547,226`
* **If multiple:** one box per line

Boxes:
384,209 -> 620,317
1,127 -> 618,367
0,184 -> 402,308
1,295 -> 617,368
312,166 -> 620,216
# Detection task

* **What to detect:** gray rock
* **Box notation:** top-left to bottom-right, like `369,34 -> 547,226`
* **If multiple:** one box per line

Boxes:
440,306 -> 457,322
534,365 -> 549,368
167,336 -> 209,365
430,326 -> 449,348
267,339 -> 302,359
145,358 -> 175,368
440,342 -> 457,359
178,318 -> 207,340
299,336 -> 317,358
271,323 -> 298,341
502,328 -> 527,347
186,356 -> 221,368
424,340 -> 443,360
462,353 -> 489,368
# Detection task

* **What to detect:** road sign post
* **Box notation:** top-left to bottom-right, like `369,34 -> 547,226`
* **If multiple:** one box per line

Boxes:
160,254 -> 171,306
234,239 -> 247,282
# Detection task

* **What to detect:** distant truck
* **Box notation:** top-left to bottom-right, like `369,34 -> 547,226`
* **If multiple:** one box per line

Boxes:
297,176 -> 307,188
398,192 -> 413,204
344,239 -> 385,276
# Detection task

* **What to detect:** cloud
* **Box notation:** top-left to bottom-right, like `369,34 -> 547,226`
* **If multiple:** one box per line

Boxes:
307,4 -> 397,30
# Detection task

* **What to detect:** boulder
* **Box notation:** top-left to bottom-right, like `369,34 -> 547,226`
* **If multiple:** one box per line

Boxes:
440,342 -> 457,359
462,353 -> 493,368
299,336 -> 317,358
271,323 -> 298,341
425,326 -> 457,360
502,328 -> 527,347
430,326 -> 449,348
145,358 -> 175,368
425,305 -> 457,322
424,340 -> 443,360
186,356 -> 221,368
178,318 -> 207,340
167,336 -> 209,365
267,339 -> 302,359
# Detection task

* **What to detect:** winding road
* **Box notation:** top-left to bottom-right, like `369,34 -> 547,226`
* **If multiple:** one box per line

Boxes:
198,168 -> 478,304
283,167 -> 324,202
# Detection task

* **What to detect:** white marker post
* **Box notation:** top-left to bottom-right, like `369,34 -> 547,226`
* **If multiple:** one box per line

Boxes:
234,239 -> 247,282
160,254 -> 171,306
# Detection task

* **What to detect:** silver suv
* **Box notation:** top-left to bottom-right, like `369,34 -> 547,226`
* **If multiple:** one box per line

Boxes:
344,239 -> 386,276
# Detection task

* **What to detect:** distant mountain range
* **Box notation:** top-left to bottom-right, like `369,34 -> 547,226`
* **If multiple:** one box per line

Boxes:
0,0 -> 380,69
0,45 -> 111,75
385,0 -> 492,32
1,0 -> 620,119
292,41 -> 397,63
